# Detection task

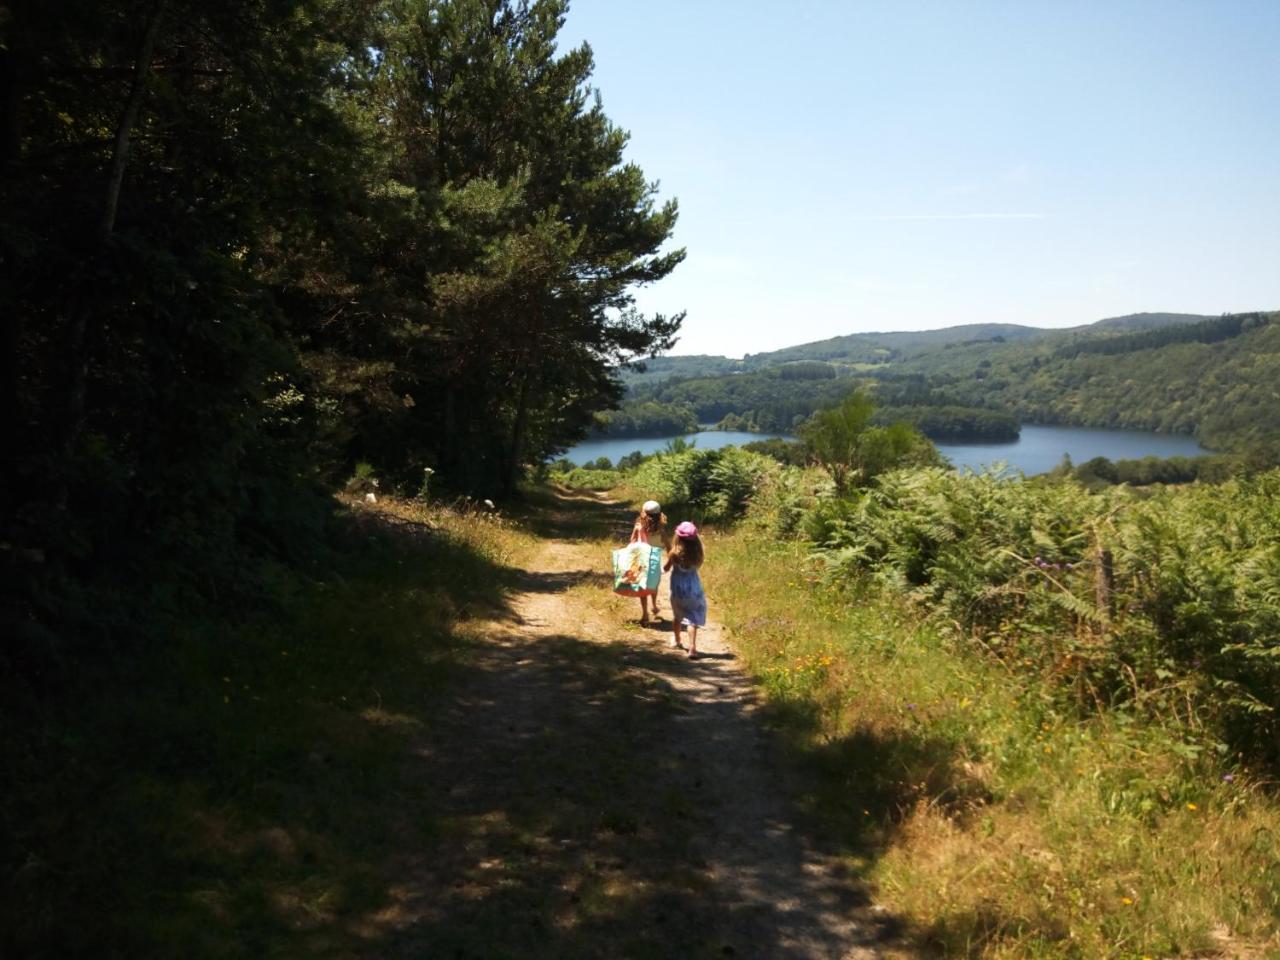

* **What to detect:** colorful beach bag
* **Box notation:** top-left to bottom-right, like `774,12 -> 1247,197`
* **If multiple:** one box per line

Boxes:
612,541 -> 662,597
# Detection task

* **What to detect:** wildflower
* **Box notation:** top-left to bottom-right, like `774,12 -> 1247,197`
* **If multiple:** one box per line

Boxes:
1186,802 -> 1198,811
1120,896 -> 1134,906
906,703 -> 916,710
1222,773 -> 1235,783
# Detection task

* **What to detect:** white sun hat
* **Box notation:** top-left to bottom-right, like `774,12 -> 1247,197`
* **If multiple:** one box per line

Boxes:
642,500 -> 661,515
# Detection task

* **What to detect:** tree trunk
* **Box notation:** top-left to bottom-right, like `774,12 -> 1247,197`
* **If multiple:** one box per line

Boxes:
0,22 -> 26,513
98,0 -> 167,242
56,0 -> 167,511
504,373 -> 532,497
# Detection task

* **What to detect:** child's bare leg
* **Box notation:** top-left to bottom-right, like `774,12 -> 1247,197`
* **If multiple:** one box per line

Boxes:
686,624 -> 699,658
639,596 -> 650,625
669,620 -> 683,649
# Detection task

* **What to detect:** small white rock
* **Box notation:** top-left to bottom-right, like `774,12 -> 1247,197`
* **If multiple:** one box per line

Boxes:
364,492 -> 377,504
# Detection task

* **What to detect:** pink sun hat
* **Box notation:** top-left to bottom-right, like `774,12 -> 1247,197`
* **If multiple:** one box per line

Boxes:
675,521 -> 698,539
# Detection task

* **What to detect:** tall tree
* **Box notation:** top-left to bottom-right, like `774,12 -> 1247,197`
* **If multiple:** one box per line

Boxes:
298,0 -> 685,494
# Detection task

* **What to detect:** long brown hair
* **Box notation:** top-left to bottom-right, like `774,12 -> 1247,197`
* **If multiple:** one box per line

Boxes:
669,532 -> 703,569
636,509 -> 668,534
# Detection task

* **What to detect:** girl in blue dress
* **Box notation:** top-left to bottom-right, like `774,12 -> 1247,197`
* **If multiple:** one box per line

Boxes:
664,521 -> 706,659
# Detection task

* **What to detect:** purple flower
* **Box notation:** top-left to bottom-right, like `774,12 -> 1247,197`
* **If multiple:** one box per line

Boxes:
1066,563 -> 1074,570
1222,773 -> 1235,783
906,703 -> 916,711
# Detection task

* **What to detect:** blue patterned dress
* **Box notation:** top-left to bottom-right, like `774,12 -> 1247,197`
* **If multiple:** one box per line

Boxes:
668,563 -> 707,627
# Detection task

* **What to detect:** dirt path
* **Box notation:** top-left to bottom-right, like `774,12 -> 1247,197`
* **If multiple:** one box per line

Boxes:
360,490 -> 898,959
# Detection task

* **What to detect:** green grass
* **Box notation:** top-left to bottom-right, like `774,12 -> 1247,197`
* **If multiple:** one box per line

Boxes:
704,531 -> 1280,959
1,499 -> 531,958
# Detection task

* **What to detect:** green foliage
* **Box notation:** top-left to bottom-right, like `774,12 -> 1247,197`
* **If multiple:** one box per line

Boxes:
800,391 -> 940,492
742,437 -> 808,466
627,446 -> 775,522
876,404 -> 1020,442
628,368 -> 857,433
1,501 -> 521,957
619,310 -> 1280,460
892,311 -> 1280,457
344,461 -> 380,495
707,527 -> 1280,960
615,450 -> 650,471
811,467 -> 1280,762
627,367 -> 1017,442
557,467 -> 621,491
3,0 -> 686,647
593,400 -> 698,437
1071,453 -> 1247,489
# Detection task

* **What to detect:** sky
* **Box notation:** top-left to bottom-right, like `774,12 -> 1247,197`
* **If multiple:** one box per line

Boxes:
558,0 -> 1280,357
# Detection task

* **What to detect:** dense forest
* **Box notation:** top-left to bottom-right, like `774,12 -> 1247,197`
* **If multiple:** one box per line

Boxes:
606,310 -> 1280,456
608,366 -> 1019,442
902,311 -> 1280,455
2,0 -> 684,641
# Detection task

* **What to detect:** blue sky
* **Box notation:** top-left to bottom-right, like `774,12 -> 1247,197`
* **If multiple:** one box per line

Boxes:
559,0 -> 1280,356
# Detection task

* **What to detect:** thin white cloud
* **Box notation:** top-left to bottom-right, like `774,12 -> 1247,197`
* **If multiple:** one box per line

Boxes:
1004,164 -> 1032,184
849,213 -> 1045,222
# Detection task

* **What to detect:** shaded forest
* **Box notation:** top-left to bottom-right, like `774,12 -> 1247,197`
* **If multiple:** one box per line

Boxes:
2,0 -> 683,643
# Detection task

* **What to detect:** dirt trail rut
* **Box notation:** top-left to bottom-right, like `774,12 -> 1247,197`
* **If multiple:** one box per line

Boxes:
365,490 -> 898,959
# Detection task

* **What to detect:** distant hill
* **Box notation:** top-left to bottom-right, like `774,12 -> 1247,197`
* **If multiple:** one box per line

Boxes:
622,313 -> 1224,387
615,354 -> 744,386
1084,312 -> 1217,332
613,309 -> 1280,458
895,311 -> 1280,455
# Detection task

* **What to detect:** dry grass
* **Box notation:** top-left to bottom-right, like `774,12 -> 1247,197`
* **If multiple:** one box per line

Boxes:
703,528 -> 1280,959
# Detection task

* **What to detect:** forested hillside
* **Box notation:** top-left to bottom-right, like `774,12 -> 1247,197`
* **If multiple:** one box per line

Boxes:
616,312 -> 1220,388
901,311 -> 1280,455
2,0 -> 683,640
608,310 -> 1280,456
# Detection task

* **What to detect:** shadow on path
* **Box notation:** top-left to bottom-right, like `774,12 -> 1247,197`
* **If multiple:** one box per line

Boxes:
350,487 -> 903,959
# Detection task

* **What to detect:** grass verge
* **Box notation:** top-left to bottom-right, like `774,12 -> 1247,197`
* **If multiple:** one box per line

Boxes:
1,497 -> 534,958
704,532 -> 1280,959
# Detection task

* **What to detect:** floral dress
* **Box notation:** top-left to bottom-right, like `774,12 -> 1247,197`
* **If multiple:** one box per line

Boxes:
668,562 -> 707,627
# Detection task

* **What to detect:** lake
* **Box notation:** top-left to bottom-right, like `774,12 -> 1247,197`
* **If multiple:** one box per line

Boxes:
563,424 -> 1206,476
561,430 -> 782,465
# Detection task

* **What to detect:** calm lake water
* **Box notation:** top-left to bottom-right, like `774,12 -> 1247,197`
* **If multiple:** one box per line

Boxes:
562,430 -> 782,465
563,425 -> 1206,476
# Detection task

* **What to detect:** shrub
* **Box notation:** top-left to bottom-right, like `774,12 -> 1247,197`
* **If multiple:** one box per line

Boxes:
344,461 -> 379,495
812,467 -> 1280,761
629,446 -> 774,522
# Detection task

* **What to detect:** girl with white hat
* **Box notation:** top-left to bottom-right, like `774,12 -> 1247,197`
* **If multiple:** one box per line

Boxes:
630,500 -> 672,625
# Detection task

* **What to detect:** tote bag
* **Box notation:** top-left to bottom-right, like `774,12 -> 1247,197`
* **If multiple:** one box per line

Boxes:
612,541 -> 662,596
